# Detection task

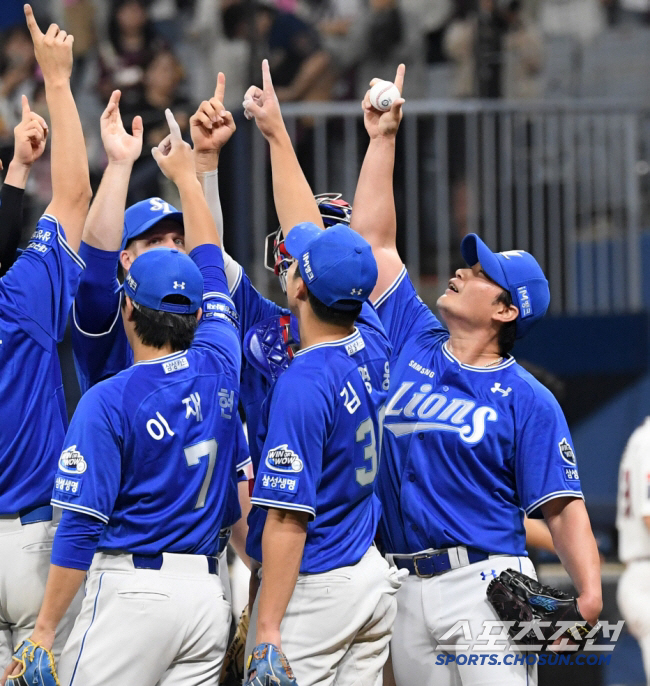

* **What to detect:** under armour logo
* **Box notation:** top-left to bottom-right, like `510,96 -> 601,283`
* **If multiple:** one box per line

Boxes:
350,288 -> 363,296
491,382 -> 512,397
173,281 -> 185,290
480,570 -> 498,580
499,250 -> 524,260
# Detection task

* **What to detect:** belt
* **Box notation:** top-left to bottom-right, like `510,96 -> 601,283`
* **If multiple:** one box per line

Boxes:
387,546 -> 492,578
19,505 -> 53,525
132,553 -> 219,575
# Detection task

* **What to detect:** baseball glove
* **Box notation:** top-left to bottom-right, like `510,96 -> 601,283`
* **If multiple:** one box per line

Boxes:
7,639 -> 60,686
487,569 -> 597,649
220,606 -> 250,685
244,643 -> 298,686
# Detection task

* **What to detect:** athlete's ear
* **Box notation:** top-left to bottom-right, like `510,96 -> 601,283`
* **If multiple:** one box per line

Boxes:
295,275 -> 308,302
492,300 -> 518,325
120,249 -> 133,271
195,307 -> 202,322
123,295 -> 135,321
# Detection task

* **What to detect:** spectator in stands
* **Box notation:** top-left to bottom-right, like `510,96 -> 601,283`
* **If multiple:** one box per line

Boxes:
122,48 -> 192,202
0,26 -> 38,161
98,0 -> 163,110
222,1 -> 331,102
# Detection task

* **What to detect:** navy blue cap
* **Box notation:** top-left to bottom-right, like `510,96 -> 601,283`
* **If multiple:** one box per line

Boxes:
461,233 -> 550,338
285,222 -> 378,311
122,197 -> 184,250
121,248 -> 203,314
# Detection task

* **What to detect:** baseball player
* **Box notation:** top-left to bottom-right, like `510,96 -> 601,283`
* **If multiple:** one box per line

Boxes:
2,110 -> 242,686
0,4 -> 90,666
239,60 -> 402,686
68,81 -> 252,588
617,417 -> 650,683
0,96 -> 49,276
350,64 -> 602,685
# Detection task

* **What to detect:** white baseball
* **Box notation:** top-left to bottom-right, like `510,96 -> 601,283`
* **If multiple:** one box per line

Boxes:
368,81 -> 401,112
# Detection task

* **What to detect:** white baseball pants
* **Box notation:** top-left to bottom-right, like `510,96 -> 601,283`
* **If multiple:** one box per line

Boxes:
57,552 -> 231,686
617,560 -> 650,684
0,511 -> 82,665
390,555 -> 538,686
246,546 -> 402,686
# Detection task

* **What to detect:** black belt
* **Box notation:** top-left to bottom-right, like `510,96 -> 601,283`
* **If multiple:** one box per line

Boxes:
132,553 -> 219,575
19,505 -> 53,525
390,547 -> 491,578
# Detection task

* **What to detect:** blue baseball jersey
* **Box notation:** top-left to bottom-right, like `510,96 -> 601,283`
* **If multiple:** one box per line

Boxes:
229,265 -> 288,461
0,215 -> 85,514
52,244 -> 243,554
374,267 -> 583,557
249,304 -> 392,574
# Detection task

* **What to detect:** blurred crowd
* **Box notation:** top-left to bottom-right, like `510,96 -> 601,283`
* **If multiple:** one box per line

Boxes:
1,0 -> 648,213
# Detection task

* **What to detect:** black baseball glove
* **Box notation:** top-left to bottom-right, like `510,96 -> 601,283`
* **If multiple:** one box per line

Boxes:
487,568 -> 598,649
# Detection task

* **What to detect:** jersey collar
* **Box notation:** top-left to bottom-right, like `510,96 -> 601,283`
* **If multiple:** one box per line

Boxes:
294,328 -> 361,357
442,341 -> 515,372
134,350 -> 188,366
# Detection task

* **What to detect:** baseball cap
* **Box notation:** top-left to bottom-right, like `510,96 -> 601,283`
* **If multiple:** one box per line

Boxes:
285,222 -> 378,311
460,233 -> 550,338
121,197 -> 184,250
120,248 -> 203,314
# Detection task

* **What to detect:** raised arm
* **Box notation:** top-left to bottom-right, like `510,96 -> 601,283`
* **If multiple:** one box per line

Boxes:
25,4 -> 91,251
82,91 -> 143,251
243,59 -> 323,234
351,64 -> 405,301
0,95 -> 48,275
153,110 -> 220,252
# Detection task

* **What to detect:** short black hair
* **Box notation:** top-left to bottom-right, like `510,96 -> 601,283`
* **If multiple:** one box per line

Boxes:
222,2 -> 273,40
292,267 -> 361,327
494,289 -> 517,356
122,294 -> 197,351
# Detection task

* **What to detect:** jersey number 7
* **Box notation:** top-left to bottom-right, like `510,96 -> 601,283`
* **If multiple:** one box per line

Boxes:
184,439 -> 218,509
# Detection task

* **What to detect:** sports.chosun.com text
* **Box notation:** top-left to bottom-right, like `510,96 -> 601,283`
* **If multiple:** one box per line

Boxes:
435,653 -> 611,667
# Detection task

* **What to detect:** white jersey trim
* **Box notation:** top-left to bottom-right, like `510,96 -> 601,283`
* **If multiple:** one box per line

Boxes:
236,456 -> 252,472
372,266 -> 407,308
72,290 -> 123,338
250,496 -> 316,518
524,490 -> 584,516
133,350 -> 188,366
43,214 -> 87,270
442,341 -> 516,372
52,500 -> 110,524
294,328 -> 361,357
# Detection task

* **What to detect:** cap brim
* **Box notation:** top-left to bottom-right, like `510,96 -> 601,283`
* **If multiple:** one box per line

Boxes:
460,234 -> 508,291
284,223 -> 323,259
122,212 -> 184,249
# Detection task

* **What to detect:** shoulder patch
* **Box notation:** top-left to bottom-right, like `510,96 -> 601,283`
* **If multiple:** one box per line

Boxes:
58,445 -> 87,474
558,438 -> 576,465
163,357 -> 189,374
265,444 -> 303,473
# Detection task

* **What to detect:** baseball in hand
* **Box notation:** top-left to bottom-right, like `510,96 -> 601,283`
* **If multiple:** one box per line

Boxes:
369,80 -> 401,112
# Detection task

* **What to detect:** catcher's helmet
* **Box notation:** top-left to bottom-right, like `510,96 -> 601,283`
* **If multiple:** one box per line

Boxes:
264,193 -> 353,293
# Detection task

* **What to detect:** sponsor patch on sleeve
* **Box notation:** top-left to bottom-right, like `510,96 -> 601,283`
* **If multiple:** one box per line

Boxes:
260,474 -> 300,493
54,476 -> 82,496
265,445 -> 303,473
558,438 -> 576,465
564,467 -> 580,481
58,445 -> 87,474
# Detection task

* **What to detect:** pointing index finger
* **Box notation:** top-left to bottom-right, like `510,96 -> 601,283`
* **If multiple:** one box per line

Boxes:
394,64 -> 405,94
165,108 -> 182,140
262,59 -> 274,93
24,4 -> 43,40
214,72 -> 226,104
21,94 -> 31,116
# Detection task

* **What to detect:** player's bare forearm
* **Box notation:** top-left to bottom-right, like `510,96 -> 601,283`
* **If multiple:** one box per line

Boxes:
32,565 -> 86,649
524,516 -> 556,554
270,131 -> 323,235
177,176 -> 221,251
542,497 -> 602,625
82,162 -> 133,251
43,83 -> 91,251
256,508 -> 307,648
4,160 -> 31,189
352,136 -> 403,300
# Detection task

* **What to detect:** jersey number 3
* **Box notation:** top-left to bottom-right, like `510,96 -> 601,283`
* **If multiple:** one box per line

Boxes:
184,439 -> 218,509
355,418 -> 378,487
